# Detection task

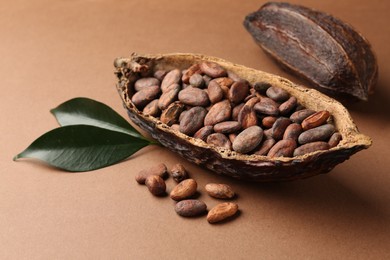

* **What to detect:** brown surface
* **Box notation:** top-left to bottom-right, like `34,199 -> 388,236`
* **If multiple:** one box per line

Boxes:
1,0 -> 389,259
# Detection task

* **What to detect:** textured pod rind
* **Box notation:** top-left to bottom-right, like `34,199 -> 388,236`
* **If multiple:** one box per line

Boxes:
114,53 -> 371,182
243,2 -> 378,101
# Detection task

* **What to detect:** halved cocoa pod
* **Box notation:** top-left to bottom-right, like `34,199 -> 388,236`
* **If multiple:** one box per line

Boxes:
114,53 -> 371,182
244,2 -> 378,101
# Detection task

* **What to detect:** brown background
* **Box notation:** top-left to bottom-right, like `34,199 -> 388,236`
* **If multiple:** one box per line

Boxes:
1,0 -> 389,259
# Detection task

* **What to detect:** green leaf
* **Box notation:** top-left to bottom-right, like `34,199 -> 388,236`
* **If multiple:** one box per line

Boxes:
50,97 -> 144,139
14,125 -> 150,172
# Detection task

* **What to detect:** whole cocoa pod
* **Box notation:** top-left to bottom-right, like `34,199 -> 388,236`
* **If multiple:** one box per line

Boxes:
244,2 -> 378,101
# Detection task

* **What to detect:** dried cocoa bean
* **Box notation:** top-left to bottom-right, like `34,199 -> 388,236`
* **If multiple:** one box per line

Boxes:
232,126 -> 263,154
134,77 -> 160,92
160,102 -> 185,126
290,109 -> 316,123
143,99 -> 161,117
244,96 -> 259,108
193,125 -> 214,141
171,163 -> 188,182
158,83 -> 180,110
298,124 -> 335,144
232,103 -> 245,121
178,87 -> 209,107
175,200 -> 207,217
283,123 -> 302,142
328,132 -> 342,148
214,121 -> 241,134
254,81 -> 272,94
170,179 -> 198,201
204,100 -> 232,126
228,133 -> 237,143
262,116 -> 277,128
171,124 -> 180,131
179,106 -> 207,136
301,110 -> 330,131
244,2 -> 378,101
135,163 -> 168,184
271,117 -> 292,140
207,133 -> 232,150
207,202 -> 239,224
205,183 -> 235,199
182,64 -> 201,84
131,85 -> 160,108
202,75 -> 212,86
208,80 -> 224,104
267,139 -> 297,157
238,105 -> 258,129
189,73 -> 205,88
145,175 -> 166,196
228,80 -> 249,104
215,77 -> 234,88
279,96 -> 297,115
254,138 -> 276,155
153,70 -> 167,81
254,97 -> 279,116
293,141 -> 330,156
200,61 -> 227,78
266,86 -> 290,102
161,69 -> 182,92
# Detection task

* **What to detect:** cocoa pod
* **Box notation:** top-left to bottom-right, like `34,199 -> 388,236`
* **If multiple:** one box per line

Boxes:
244,2 -> 378,101
205,183 -> 235,199
207,202 -> 239,224
170,179 -> 198,201
175,200 -> 207,217
135,163 -> 168,184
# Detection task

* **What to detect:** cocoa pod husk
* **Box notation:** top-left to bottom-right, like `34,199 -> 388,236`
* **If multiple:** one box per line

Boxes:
244,2 -> 378,101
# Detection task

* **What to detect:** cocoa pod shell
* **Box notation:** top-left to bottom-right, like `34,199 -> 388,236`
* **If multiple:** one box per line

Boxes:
244,2 -> 378,101
114,53 -> 371,182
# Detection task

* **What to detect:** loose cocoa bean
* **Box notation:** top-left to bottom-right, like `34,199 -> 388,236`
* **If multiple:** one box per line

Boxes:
283,123 -> 302,142
145,175 -> 166,196
153,70 -> 167,81
227,70 -> 242,82
232,103 -> 245,121
290,109 -> 316,123
271,117 -> 292,140
143,99 -> 161,117
178,87 -> 210,107
254,97 -> 279,116
267,139 -> 297,157
229,80 -> 249,104
266,86 -> 290,102
298,124 -> 335,144
228,133 -> 237,143
179,106 -> 207,136
208,80 -> 224,104
214,121 -> 241,134
232,126 -> 263,154
134,77 -> 160,92
160,102 -> 185,126
215,77 -> 234,88
205,183 -> 235,199
161,69 -> 182,92
202,75 -> 212,86
207,202 -> 239,224
328,132 -> 342,148
170,179 -> 198,201
158,83 -> 180,110
254,81 -> 272,94
207,133 -> 232,150
171,163 -> 188,182
200,61 -> 227,78
193,125 -> 214,141
244,96 -> 259,108
171,124 -> 180,131
135,163 -> 168,184
238,105 -> 258,129
293,141 -> 330,156
301,110 -> 330,131
131,85 -> 160,108
175,200 -> 207,217
204,100 -> 232,126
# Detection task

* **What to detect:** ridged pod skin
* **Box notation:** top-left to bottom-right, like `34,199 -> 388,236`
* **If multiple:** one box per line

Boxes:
114,53 -> 371,182
243,2 -> 378,101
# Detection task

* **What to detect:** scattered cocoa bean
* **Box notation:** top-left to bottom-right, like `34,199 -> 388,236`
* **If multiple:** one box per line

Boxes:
207,202 -> 239,224
205,184 -> 235,199
279,96 -> 297,115
170,179 -> 198,201
145,175 -> 166,196
175,200 -> 207,217
171,163 -> 188,182
135,163 -> 168,184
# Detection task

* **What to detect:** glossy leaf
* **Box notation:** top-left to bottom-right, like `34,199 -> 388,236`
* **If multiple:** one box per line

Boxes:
50,97 -> 145,139
14,125 -> 150,172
